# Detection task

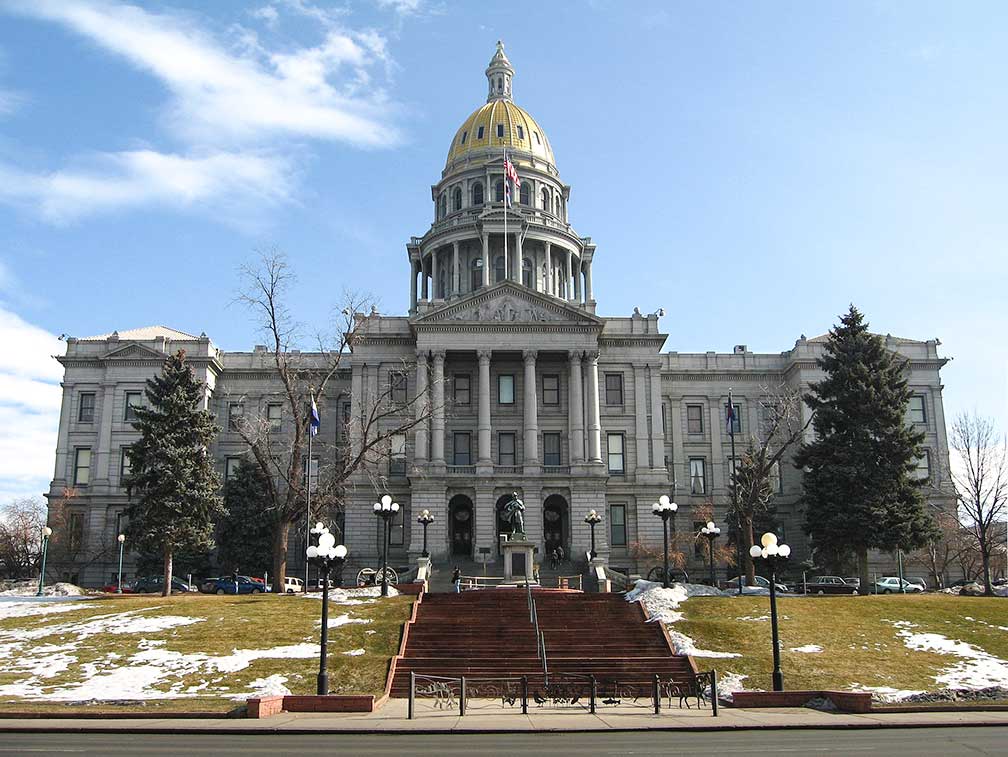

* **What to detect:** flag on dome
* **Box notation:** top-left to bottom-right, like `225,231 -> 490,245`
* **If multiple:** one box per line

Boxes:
504,149 -> 519,206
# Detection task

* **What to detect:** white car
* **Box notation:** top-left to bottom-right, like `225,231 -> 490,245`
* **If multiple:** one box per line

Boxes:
874,577 -> 922,594
282,576 -> 304,594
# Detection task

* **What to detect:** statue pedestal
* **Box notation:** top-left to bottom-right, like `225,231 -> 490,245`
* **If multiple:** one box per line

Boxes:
501,534 -> 535,584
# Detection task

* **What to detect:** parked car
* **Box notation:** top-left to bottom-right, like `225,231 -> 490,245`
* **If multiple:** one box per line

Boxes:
133,576 -> 192,594
282,577 -> 304,594
873,577 -> 923,594
723,575 -> 789,594
843,577 -> 860,587
101,580 -> 136,594
907,577 -> 927,592
204,575 -> 265,595
803,576 -> 859,595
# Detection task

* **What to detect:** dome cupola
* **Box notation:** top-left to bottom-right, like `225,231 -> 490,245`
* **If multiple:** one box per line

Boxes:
486,40 -> 514,102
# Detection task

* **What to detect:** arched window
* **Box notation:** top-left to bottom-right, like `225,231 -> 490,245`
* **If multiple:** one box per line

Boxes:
438,193 -> 447,219
493,255 -> 505,283
558,195 -> 565,219
520,182 -> 530,206
522,258 -> 533,288
541,187 -> 550,213
471,258 -> 483,291
497,76 -> 503,92
472,181 -> 484,206
494,180 -> 504,203
453,187 -> 462,211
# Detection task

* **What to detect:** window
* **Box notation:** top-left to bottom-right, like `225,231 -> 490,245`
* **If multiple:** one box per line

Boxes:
495,180 -> 504,202
114,510 -> 126,540
68,511 -> 84,553
724,402 -> 742,434
610,504 -> 627,547
914,450 -> 931,481
607,433 -> 625,473
454,374 -> 471,406
517,125 -> 524,140
543,433 -> 561,466
390,433 -> 406,476
341,401 -> 351,426
542,375 -> 559,405
498,432 -> 516,466
686,404 -> 704,434
438,193 -> 447,219
460,130 -> 467,144
453,432 -> 471,465
605,374 -> 624,405
496,123 -> 504,138
453,187 -> 462,211
73,448 -> 91,486
228,402 -> 244,431
477,125 -> 485,140
522,257 -> 533,288
472,181 -> 484,205
120,447 -> 132,482
78,392 -> 95,423
689,458 -> 706,494
693,521 -> 706,559
541,187 -> 550,211
498,374 -> 515,405
124,391 -> 142,423
225,457 -> 242,480
534,131 -> 540,144
266,403 -> 282,432
520,181 -> 530,206
302,456 -> 319,489
908,395 -> 927,425
493,255 -> 505,283
377,507 -> 405,550
471,258 -> 484,290
390,371 -> 408,404
770,461 -> 782,493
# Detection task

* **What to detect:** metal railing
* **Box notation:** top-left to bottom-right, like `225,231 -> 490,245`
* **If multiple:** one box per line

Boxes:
526,581 -> 548,682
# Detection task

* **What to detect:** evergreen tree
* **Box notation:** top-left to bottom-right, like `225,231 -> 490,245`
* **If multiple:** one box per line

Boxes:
795,306 -> 937,589
217,458 -> 274,579
124,350 -> 223,596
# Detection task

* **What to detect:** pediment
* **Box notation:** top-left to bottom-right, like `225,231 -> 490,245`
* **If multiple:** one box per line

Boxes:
414,282 -> 602,327
100,342 -> 167,361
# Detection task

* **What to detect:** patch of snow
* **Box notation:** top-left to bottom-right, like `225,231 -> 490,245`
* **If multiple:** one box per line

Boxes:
232,674 -> 291,700
343,648 -> 366,656
0,597 -> 93,620
736,615 -> 770,622
0,581 -> 86,597
715,672 -> 748,701
625,580 -> 688,623
666,629 -> 741,658
790,644 -> 823,654
851,684 -> 926,703
890,623 -> 1008,690
303,585 -> 399,602
323,613 -> 372,629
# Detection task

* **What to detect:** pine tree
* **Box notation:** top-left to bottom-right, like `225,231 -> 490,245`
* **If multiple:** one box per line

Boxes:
124,350 -> 223,596
217,458 -> 275,579
795,306 -> 937,589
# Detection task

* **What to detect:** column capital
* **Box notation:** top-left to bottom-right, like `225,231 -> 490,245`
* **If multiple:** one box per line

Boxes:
568,349 -> 583,362
477,349 -> 492,363
585,349 -> 600,362
415,349 -> 429,363
431,350 -> 446,364
522,349 -> 537,364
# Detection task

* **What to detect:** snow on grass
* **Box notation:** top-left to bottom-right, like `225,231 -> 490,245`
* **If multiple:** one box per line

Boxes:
715,671 -> 749,701
627,580 -> 739,657
666,629 -> 741,658
0,581 -> 86,597
889,620 -> 1008,690
790,644 -> 823,654
324,613 -> 372,629
302,586 -> 399,604
736,615 -> 770,622
231,675 -> 291,700
342,648 -> 366,656
0,597 -> 93,620
851,684 -> 926,703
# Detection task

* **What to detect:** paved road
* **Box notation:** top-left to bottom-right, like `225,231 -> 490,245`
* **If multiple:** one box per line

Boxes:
2,726 -> 1006,755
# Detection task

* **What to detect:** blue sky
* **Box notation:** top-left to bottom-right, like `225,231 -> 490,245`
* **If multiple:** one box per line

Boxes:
0,0 -> 1005,502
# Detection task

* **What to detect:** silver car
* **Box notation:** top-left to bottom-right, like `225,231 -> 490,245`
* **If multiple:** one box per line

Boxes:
874,577 -> 923,594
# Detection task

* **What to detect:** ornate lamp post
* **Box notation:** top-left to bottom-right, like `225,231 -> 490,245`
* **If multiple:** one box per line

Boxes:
116,534 -> 126,593
584,510 -> 602,560
306,523 -> 348,696
749,532 -> 791,692
700,521 -> 721,588
651,495 -> 678,588
417,509 -> 434,558
373,494 -> 399,597
35,526 -> 53,597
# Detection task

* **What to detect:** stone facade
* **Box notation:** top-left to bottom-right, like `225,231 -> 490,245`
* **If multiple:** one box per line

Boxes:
46,44 -> 956,586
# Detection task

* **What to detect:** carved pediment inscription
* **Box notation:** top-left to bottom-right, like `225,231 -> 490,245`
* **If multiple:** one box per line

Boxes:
448,294 -> 564,323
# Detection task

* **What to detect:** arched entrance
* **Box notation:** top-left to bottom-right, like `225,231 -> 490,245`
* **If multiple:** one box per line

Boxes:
449,495 -> 474,557
543,494 -> 569,562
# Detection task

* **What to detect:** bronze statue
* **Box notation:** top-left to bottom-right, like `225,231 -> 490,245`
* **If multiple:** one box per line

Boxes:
503,491 -> 525,535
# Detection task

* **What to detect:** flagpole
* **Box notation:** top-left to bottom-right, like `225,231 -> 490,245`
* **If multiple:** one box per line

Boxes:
503,146 -> 508,282
729,387 -> 742,596
305,390 -> 313,594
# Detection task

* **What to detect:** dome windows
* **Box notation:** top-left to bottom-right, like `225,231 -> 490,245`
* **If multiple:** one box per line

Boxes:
453,187 -> 462,211
472,181 -> 484,205
496,123 -> 504,138
494,180 -> 504,203
493,255 -> 505,283
533,131 -> 541,145
471,258 -> 483,291
437,192 -> 447,219
541,187 -> 550,213
519,181 -> 530,206
460,130 -> 468,145
517,125 -> 524,140
522,257 -> 533,288
477,126 -> 485,140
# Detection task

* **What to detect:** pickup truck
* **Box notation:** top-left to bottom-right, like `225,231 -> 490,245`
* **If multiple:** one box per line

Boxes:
802,575 -> 859,595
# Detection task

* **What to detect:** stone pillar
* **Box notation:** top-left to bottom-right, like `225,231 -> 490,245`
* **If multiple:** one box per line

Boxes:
574,257 -> 582,303
634,365 -> 649,471
585,351 -> 602,463
649,363 -> 665,470
92,383 -> 116,485
481,233 -> 490,287
545,242 -> 553,296
477,350 -> 492,464
452,241 -> 460,297
670,400 -> 685,495
431,249 -> 440,299
414,351 -> 429,462
431,351 -> 445,463
585,260 -> 594,302
409,259 -> 418,312
565,249 -> 574,302
515,233 -> 523,282
523,350 -> 538,465
52,383 -> 73,485
568,350 -> 584,463
349,363 -> 362,456
421,257 -> 429,300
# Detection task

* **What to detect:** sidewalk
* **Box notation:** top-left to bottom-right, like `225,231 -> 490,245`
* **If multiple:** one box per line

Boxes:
1,699 -> 1007,734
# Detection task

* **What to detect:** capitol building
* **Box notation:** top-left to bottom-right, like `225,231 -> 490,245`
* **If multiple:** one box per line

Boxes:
47,44 -> 955,586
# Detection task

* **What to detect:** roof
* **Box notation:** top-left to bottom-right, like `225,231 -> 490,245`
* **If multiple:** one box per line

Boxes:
446,99 -> 555,169
808,332 -> 926,345
79,325 -> 201,342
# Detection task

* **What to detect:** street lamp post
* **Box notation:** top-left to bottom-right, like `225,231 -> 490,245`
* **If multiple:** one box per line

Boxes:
306,523 -> 348,696
749,532 -> 791,692
35,526 -> 53,597
373,494 -> 399,597
584,510 -> 602,560
116,534 -> 126,593
700,521 -> 721,588
417,509 -> 434,558
651,495 -> 678,588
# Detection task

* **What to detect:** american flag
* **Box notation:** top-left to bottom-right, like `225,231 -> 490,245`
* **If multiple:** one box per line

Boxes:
504,153 -> 519,206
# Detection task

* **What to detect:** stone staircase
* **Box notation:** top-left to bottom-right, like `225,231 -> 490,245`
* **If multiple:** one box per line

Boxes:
388,588 -> 696,696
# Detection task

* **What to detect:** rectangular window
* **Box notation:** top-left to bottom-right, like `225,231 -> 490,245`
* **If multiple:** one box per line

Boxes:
124,391 -> 142,423
225,457 -> 242,480
605,374 -> 624,405
342,401 -> 351,426
73,448 -> 91,486
119,447 -> 132,483
390,433 -> 406,476
114,510 -> 126,540
68,511 -> 84,553
453,432 -> 471,465
607,433 -> 625,473
460,130 -> 467,144
496,123 -> 504,138
908,395 -> 927,425
915,450 -> 931,481
770,460 -> 782,493
725,403 -> 742,434
78,392 -> 95,423
543,432 -> 561,466
228,402 -> 244,431
378,508 -> 405,549
517,125 -> 524,140
477,125 -> 484,140
454,374 -> 471,406
687,404 -> 704,434
498,432 -> 516,466
498,374 -> 515,405
390,371 -> 408,404
266,403 -> 282,432
610,504 -> 627,547
542,375 -> 559,405
689,458 -> 706,494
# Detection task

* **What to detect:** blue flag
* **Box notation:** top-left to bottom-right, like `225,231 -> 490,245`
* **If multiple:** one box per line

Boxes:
310,395 -> 320,437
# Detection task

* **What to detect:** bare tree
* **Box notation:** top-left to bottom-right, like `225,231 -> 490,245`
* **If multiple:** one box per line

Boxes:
727,384 -> 813,585
0,497 -> 46,580
907,510 -> 971,589
950,411 -> 1007,596
235,252 -> 435,587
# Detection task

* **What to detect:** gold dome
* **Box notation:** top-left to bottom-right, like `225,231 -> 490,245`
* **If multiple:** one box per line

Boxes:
446,100 -> 555,168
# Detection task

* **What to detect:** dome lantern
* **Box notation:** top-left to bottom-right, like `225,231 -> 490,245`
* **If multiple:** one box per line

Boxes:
486,40 -> 514,103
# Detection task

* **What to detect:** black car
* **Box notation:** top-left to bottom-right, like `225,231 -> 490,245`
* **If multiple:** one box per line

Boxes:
133,576 -> 192,594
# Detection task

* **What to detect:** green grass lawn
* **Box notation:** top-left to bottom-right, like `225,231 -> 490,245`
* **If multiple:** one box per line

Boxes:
677,594 -> 1008,694
0,592 -> 413,713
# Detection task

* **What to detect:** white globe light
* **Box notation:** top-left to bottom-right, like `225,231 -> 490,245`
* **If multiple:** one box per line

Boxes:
669,502 -> 678,512
117,534 -> 125,543
318,532 -> 336,551
706,521 -> 715,531
42,526 -> 52,537
761,532 -> 778,548
652,503 -> 660,513
381,494 -> 393,507
778,544 -> 791,558
391,502 -> 400,512
373,502 -> 381,512
421,509 -> 430,518
659,494 -> 670,507
334,544 -> 348,559
306,545 -> 318,559
766,543 -> 779,557
315,521 -> 324,531
327,547 -> 338,559
761,548 -> 769,559
749,545 -> 762,558
700,526 -> 708,535
713,527 -> 721,535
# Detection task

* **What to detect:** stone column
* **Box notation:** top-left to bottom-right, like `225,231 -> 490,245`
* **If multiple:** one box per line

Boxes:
574,257 -> 582,303
452,241 -> 460,297
568,350 -> 584,463
585,260 -> 594,302
349,363 -> 362,456
421,257 -> 429,300
431,249 -> 440,299
481,233 -> 490,287
415,351 -> 429,462
477,350 -> 492,464
545,242 -> 553,296
634,365 -> 649,470
431,351 -> 445,463
93,383 -> 116,484
670,400 -> 685,494
565,249 -> 574,301
515,233 -> 523,282
52,383 -> 74,484
409,259 -> 418,312
523,350 -> 538,465
585,351 -> 602,463
649,363 -> 665,470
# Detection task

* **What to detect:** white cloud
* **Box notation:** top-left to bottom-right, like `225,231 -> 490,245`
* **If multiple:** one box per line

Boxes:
251,5 -> 279,25
0,88 -> 22,116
